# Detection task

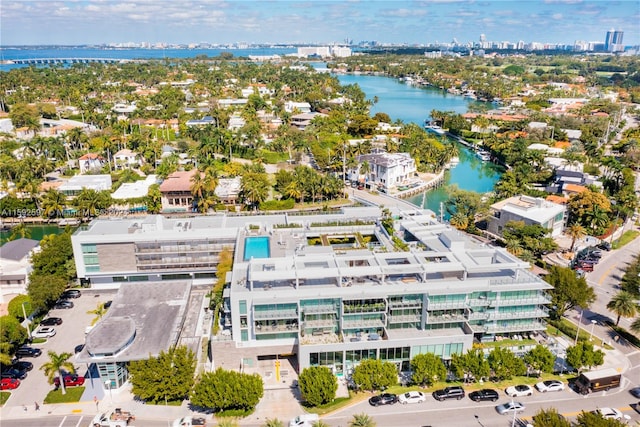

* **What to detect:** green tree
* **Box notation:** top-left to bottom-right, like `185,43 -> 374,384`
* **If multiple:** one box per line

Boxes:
531,408 -> 571,427
9,103 -> 40,132
445,187 -> 485,232
565,342 -> 605,373
575,410 -> 628,427
349,413 -> 376,427
487,347 -> 526,381
41,189 -> 67,218
74,189 -> 112,218
7,294 -> 32,322
450,348 -> 490,383
129,346 -> 196,404
40,351 -> 75,394
523,345 -> 556,375
606,291 -> 638,326
297,366 -> 338,407
9,223 -> 32,241
0,315 -> 28,361
27,274 -> 68,313
190,368 -> 264,412
566,224 -> 586,252
145,183 -> 162,214
546,266 -> 596,318
351,359 -> 397,392
241,172 -> 270,209
410,353 -> 447,387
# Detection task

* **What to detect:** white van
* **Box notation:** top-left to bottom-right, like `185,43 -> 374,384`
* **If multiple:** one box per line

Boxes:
289,414 -> 320,427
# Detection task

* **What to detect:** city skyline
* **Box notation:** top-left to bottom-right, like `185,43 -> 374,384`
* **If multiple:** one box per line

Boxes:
1,0 -> 638,47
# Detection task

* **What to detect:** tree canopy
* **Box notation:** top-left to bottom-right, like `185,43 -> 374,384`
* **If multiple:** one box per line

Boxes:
190,368 -> 264,412
410,353 -> 447,387
546,266 -> 596,318
297,366 -> 338,407
351,359 -> 397,392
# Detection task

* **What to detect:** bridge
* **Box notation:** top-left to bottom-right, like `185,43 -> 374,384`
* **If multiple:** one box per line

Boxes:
2,57 -> 135,65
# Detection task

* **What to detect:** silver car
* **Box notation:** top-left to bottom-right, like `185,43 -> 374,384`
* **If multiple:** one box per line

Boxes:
32,327 -> 56,338
496,401 -> 526,415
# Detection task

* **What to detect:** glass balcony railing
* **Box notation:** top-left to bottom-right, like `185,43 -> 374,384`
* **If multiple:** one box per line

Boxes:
254,309 -> 299,320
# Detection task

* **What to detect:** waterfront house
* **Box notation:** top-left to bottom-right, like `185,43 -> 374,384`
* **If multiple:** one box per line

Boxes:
290,112 -> 326,130
350,152 -> 418,191
488,195 -> 567,237
59,174 -> 112,197
214,177 -> 242,206
0,238 -> 40,303
284,101 -> 312,114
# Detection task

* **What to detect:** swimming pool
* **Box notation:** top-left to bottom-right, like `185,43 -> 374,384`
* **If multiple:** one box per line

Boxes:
244,236 -> 270,261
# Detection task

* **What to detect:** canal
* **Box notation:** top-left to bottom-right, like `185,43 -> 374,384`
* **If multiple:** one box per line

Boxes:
336,73 -> 503,215
1,223 -> 71,244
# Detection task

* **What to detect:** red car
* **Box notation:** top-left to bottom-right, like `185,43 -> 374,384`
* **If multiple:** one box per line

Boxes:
54,374 -> 85,388
1,378 -> 20,390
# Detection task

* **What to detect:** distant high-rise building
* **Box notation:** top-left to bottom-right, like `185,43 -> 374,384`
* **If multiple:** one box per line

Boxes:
479,34 -> 486,42
605,29 -> 624,52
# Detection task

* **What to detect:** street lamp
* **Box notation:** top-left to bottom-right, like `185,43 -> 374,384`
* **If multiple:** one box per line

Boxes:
574,308 -> 584,345
21,302 -> 32,340
590,319 -> 597,341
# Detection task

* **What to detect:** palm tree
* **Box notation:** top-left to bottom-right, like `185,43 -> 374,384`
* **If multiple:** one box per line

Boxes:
40,351 -> 75,394
349,413 -> 376,427
41,189 -> 67,219
87,303 -> 107,326
584,205 -> 609,234
606,291 -> 639,326
631,317 -> 640,334
566,224 -> 586,252
9,222 -> 31,241
449,212 -> 469,230
262,419 -> 284,427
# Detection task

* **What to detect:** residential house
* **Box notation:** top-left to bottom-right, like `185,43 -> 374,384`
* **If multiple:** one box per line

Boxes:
350,152 -> 417,191
0,238 -> 40,303
59,174 -> 112,197
159,170 -> 200,212
290,112 -> 326,130
488,195 -> 567,237
79,153 -> 106,174
185,116 -> 216,127
113,149 -> 142,170
214,177 -> 242,205
284,101 -> 312,114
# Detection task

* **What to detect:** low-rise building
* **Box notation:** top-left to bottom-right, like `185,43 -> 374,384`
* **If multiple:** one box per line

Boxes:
59,174 -> 112,197
113,149 -> 142,170
78,153 -> 106,174
0,238 -> 39,302
158,170 -> 200,212
350,152 -> 417,191
488,195 -> 567,237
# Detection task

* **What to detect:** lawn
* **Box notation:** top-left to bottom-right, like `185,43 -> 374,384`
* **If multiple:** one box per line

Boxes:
43,387 -> 85,404
612,230 -> 639,249
0,392 -> 10,406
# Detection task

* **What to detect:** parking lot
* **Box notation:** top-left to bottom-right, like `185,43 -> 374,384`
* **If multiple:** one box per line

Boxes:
6,289 -> 117,408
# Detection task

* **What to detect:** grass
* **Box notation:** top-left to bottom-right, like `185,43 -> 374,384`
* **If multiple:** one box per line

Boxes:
477,339 -> 536,348
547,318 -> 613,350
305,396 -> 356,415
612,230 -> 640,249
43,387 -> 85,404
0,392 -> 10,406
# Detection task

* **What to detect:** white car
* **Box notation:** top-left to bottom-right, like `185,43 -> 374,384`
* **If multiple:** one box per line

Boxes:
535,380 -> 565,393
398,391 -> 426,404
505,384 -> 534,397
496,401 -> 526,415
593,407 -> 624,420
32,327 -> 56,338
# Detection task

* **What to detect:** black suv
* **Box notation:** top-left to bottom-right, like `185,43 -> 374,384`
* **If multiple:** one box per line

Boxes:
61,289 -> 81,299
15,346 -> 42,358
40,317 -> 63,326
0,367 -> 28,380
433,386 -> 465,401
468,388 -> 499,402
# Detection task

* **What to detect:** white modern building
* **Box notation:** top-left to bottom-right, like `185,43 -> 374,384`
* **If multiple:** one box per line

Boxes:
71,207 -> 551,380
59,174 -> 112,197
488,195 -> 567,237
350,152 -> 418,191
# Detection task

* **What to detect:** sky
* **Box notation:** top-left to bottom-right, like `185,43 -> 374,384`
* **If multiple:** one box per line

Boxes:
1,0 -> 639,46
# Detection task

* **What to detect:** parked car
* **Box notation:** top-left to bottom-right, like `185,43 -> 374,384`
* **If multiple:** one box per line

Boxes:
53,300 -> 74,309
596,242 -> 611,251
496,401 -> 526,415
0,367 -> 27,380
398,391 -> 426,404
592,408 -> 624,420
103,300 -> 113,309
433,386 -> 465,401
74,344 -> 85,354
586,249 -> 603,258
11,360 -> 33,372
40,317 -> 62,326
535,380 -> 565,393
61,289 -> 81,299
54,374 -> 85,388
14,346 -> 42,358
505,384 -> 534,397
32,326 -> 56,339
0,378 -> 20,390
368,393 -> 398,406
630,386 -> 640,398
469,389 -> 499,402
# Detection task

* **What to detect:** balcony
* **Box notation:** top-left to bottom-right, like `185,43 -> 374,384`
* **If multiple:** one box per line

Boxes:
254,309 -> 298,320
488,308 -> 549,320
387,314 -> 421,323
388,300 -> 422,309
467,298 -> 495,307
485,321 -> 546,334
496,296 -> 551,306
342,318 -> 385,329
255,323 -> 298,334
466,311 -> 490,321
302,319 -> 338,328
427,301 -> 468,310
427,313 -> 466,323
302,304 -> 338,314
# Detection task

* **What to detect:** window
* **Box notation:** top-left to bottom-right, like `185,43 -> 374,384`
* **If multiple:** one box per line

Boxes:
239,300 -> 247,315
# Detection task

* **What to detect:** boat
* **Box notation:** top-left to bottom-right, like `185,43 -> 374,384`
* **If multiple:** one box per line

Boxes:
476,150 -> 491,161
424,121 -> 445,136
446,157 -> 460,169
